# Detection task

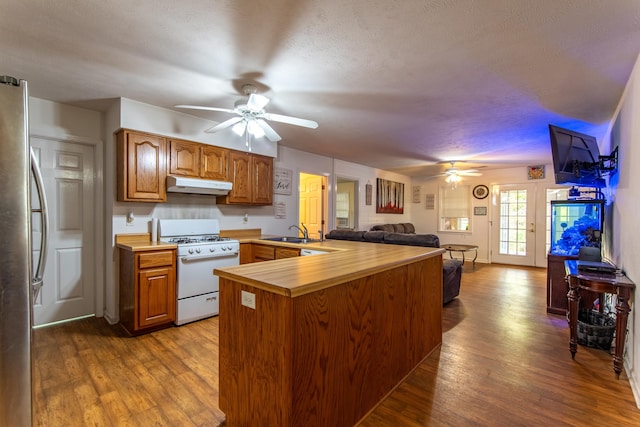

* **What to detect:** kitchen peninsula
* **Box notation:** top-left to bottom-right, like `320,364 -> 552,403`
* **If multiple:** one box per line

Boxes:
214,239 -> 445,427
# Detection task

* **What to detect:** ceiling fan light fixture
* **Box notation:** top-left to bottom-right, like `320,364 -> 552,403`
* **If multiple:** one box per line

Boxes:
445,174 -> 461,184
232,120 -> 247,136
247,119 -> 265,138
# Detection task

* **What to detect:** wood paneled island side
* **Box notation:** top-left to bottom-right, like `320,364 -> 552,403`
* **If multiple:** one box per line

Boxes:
214,241 -> 444,427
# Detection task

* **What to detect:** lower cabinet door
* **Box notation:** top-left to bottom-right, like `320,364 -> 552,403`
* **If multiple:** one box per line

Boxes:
138,267 -> 176,328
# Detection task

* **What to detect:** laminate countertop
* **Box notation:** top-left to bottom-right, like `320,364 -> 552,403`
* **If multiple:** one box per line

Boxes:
215,238 -> 444,297
115,233 -> 177,251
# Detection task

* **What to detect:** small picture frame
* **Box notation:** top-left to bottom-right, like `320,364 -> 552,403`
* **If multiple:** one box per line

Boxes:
528,165 -> 545,180
365,183 -> 372,205
412,185 -> 421,203
425,194 -> 435,210
474,206 -> 487,216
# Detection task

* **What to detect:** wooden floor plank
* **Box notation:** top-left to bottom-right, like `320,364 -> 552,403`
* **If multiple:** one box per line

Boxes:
33,263 -> 640,426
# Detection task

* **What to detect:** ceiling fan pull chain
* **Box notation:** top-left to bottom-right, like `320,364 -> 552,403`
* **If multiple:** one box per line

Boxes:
245,128 -> 252,151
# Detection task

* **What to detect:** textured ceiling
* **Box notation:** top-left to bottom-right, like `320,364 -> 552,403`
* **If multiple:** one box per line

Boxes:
2,0 -> 639,176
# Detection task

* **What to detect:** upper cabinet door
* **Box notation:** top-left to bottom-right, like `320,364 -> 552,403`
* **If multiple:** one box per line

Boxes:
227,151 -> 252,204
201,145 -> 228,180
169,139 -> 200,177
117,129 -> 167,202
253,154 -> 273,205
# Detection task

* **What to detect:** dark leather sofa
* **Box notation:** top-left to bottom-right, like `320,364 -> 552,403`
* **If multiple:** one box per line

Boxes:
326,224 -> 463,304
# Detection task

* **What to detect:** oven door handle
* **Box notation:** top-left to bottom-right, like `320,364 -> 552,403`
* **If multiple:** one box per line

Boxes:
180,252 -> 238,262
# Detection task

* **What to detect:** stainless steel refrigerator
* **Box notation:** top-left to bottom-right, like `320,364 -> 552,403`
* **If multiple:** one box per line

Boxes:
0,76 -> 48,425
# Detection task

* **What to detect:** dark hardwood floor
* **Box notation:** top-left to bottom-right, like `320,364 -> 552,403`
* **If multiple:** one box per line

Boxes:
33,263 -> 639,426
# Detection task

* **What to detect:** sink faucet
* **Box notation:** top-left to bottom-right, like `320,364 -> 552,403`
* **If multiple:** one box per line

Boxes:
289,223 -> 309,240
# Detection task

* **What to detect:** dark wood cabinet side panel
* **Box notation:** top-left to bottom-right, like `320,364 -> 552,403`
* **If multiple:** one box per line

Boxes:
218,279 -> 293,426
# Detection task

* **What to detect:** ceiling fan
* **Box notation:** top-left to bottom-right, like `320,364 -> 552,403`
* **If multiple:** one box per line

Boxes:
432,161 -> 483,186
175,84 -> 318,146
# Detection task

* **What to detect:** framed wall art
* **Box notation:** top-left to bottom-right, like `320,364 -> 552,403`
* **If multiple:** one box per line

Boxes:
425,193 -> 435,210
273,168 -> 293,195
474,206 -> 487,216
528,165 -> 545,180
376,178 -> 404,214
365,183 -> 372,205
412,185 -> 421,203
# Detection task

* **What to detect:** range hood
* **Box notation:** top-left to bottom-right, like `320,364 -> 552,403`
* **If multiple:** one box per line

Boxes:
166,176 -> 232,195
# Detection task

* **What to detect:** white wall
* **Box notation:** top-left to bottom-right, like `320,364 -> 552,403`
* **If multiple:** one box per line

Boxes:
411,165 -> 556,264
600,54 -> 640,405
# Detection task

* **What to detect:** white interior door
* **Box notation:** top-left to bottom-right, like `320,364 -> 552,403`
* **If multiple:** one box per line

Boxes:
490,184 -> 537,266
299,173 -> 325,239
31,138 -> 96,326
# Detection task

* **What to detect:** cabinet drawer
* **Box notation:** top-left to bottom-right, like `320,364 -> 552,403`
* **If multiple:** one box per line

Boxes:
138,250 -> 175,269
276,247 -> 300,259
252,244 -> 275,261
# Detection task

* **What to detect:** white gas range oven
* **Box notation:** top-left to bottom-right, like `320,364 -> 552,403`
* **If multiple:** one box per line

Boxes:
158,219 -> 239,325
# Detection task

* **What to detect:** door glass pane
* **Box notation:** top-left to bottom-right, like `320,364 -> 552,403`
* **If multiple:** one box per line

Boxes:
499,189 -> 528,256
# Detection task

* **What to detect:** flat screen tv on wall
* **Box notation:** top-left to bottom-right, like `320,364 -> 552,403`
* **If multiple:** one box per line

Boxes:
548,124 -> 605,188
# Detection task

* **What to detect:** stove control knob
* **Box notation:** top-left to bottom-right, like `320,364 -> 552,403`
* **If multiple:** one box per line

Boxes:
195,248 -> 201,254
209,247 -> 215,252
227,245 -> 233,251
188,248 -> 194,254
221,246 -> 227,251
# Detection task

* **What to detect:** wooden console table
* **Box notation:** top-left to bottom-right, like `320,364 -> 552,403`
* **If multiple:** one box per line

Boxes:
564,260 -> 635,378
442,244 -> 478,265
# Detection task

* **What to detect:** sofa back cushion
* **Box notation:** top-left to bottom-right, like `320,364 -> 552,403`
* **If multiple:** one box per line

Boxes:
370,223 -> 416,234
383,233 -> 440,248
363,231 -> 386,243
325,230 -> 365,241
370,224 -> 395,232
400,223 -> 415,234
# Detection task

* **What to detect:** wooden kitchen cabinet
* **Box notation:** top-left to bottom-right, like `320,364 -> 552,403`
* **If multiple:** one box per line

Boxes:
239,243 -> 252,265
201,145 -> 228,180
117,129 -> 168,202
169,139 -> 200,177
217,151 -> 273,205
119,248 -> 176,335
169,139 -> 228,180
241,243 -> 300,263
275,247 -> 300,259
251,244 -> 276,262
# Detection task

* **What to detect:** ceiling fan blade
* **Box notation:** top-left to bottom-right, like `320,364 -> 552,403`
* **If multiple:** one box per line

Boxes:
175,105 -> 237,114
263,112 -> 319,129
246,94 -> 270,111
460,171 -> 483,176
256,119 -> 282,142
203,116 -> 244,133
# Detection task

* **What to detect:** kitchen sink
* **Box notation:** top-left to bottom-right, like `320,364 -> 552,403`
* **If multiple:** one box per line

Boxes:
261,236 -> 318,244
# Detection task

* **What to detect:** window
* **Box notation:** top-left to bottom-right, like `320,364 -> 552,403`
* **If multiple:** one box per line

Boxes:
439,185 -> 470,231
336,192 -> 350,228
498,189 -> 527,255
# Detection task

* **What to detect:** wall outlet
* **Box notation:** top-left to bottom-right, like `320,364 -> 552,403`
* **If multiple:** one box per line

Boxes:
243,213 -> 249,223
125,211 -> 135,226
241,290 -> 256,309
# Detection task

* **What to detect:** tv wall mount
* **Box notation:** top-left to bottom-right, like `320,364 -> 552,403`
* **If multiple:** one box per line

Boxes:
572,146 -> 618,181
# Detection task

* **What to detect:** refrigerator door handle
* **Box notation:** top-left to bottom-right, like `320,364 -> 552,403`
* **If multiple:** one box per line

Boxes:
30,148 -> 49,300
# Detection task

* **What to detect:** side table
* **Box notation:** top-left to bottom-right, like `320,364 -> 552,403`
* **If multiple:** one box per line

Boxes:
564,260 -> 635,378
442,244 -> 478,265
